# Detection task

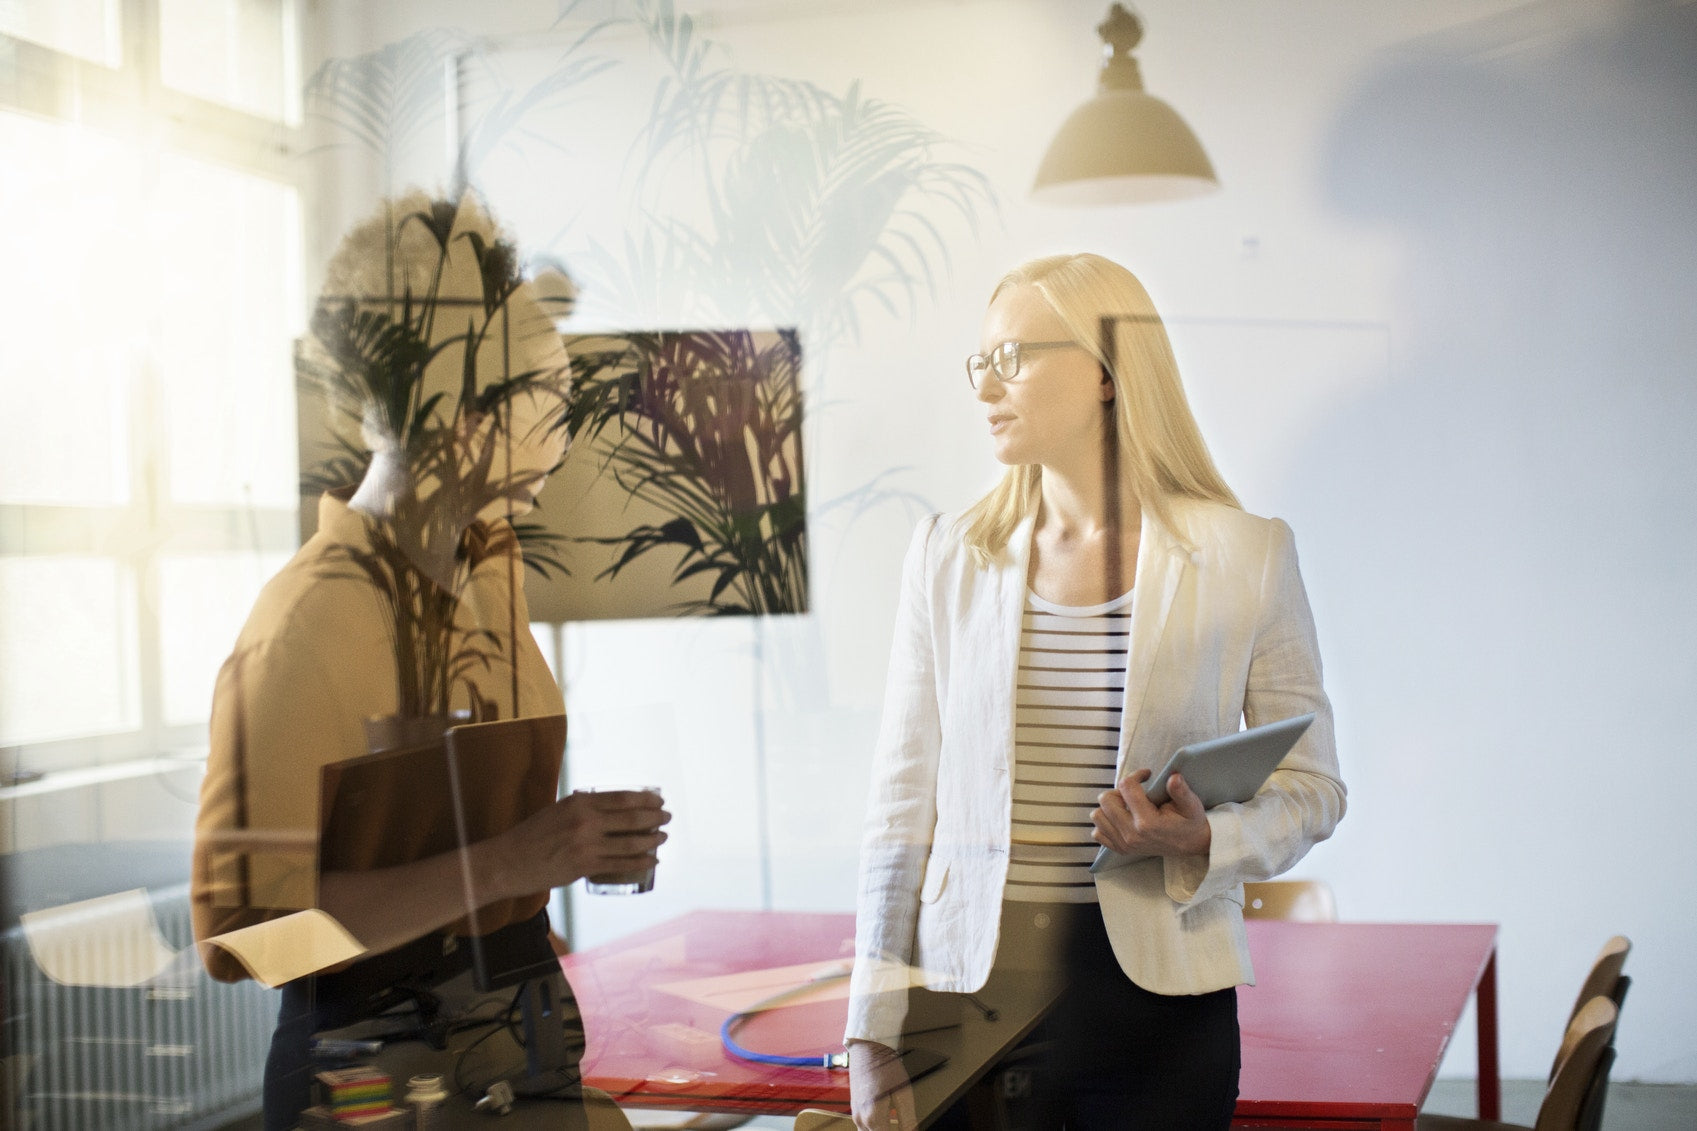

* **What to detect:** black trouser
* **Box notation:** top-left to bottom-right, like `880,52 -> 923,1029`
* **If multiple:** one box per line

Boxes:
948,901 -> 1240,1131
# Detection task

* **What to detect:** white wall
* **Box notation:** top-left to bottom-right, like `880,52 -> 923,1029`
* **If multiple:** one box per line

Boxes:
324,0 -> 1697,1083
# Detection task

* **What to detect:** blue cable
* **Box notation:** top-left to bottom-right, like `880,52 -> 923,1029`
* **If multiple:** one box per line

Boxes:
717,972 -> 851,1070
719,1013 -> 849,1069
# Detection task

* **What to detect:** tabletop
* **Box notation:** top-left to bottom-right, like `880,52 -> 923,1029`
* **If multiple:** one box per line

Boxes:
1237,920 -> 1499,1127
560,912 -> 1499,1127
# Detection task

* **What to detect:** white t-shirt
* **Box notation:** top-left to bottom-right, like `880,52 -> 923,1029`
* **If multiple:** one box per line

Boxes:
1005,586 -> 1132,904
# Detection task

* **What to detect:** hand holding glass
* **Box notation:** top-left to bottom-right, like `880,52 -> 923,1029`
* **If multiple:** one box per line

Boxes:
579,786 -> 665,894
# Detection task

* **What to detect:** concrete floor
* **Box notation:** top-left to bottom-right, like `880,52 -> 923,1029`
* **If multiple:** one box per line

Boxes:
220,1081 -> 1697,1129
1422,1079 -> 1696,1129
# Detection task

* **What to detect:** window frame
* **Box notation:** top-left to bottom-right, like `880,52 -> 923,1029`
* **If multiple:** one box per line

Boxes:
1,0 -> 314,785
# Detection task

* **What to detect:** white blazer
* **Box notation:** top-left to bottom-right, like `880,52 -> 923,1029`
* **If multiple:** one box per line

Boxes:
845,497 -> 1346,1049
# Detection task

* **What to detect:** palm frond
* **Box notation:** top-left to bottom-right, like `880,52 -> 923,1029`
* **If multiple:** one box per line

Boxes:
305,29 -> 468,157
568,329 -> 808,616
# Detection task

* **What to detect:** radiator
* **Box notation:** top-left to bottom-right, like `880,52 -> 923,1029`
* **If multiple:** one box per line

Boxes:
3,883 -> 276,1131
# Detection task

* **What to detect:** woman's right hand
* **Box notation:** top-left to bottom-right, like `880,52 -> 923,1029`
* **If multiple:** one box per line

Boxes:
849,1040 -> 916,1131
489,789 -> 670,899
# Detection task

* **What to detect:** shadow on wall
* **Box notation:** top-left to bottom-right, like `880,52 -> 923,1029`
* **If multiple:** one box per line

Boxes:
1292,0 -> 1697,1078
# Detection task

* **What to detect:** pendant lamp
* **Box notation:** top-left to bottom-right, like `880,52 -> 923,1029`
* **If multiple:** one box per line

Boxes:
1032,3 -> 1219,205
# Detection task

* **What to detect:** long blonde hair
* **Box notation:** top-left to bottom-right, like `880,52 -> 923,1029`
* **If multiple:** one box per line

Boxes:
959,253 -> 1238,564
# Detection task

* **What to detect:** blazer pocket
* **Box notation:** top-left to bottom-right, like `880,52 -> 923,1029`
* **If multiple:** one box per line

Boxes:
919,856 -> 950,904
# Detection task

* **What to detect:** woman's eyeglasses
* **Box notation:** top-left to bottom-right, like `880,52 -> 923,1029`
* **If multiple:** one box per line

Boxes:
965,340 -> 1080,389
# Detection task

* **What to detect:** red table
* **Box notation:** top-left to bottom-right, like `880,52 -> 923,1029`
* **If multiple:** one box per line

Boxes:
560,911 -> 885,1114
560,911 -> 1499,1129
1236,920 -> 1499,1129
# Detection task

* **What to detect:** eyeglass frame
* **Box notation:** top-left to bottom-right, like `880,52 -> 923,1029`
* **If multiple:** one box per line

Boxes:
965,340 -> 1083,389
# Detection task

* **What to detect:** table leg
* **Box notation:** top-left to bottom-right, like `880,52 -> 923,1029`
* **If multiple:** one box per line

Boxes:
1476,948 -> 1500,1121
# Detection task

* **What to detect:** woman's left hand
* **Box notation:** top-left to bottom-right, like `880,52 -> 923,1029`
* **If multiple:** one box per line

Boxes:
1091,769 -> 1213,858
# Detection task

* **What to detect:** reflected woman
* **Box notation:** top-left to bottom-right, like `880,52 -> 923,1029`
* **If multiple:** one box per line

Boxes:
846,254 -> 1345,1130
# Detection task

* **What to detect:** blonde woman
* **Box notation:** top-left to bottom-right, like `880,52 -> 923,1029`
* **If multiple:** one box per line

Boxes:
845,254 -> 1346,1129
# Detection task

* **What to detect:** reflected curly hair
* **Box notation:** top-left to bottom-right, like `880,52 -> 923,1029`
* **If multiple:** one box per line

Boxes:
306,188 -> 571,454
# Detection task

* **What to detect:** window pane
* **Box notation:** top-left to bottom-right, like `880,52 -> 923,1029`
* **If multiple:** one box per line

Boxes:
0,555 -> 138,744
159,0 -> 301,125
0,0 -> 121,66
531,622 -> 560,681
0,111 -> 137,506
156,551 -> 288,725
152,152 -> 302,508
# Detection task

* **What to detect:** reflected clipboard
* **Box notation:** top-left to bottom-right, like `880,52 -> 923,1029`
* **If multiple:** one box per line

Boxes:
318,714 -> 566,933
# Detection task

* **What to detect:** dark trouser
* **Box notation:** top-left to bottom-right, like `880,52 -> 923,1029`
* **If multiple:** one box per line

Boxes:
946,901 -> 1240,1131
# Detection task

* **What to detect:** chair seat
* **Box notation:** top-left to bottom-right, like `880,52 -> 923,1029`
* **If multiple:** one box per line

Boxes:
1241,879 -> 1337,921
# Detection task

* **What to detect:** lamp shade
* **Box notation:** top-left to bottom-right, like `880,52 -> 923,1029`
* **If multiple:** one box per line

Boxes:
1032,89 -> 1218,206
1031,4 -> 1219,206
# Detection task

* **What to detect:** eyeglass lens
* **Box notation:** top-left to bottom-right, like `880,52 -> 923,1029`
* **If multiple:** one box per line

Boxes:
967,342 -> 1022,388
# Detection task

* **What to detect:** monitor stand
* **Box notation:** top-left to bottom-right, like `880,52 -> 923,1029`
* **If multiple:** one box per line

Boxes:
507,973 -> 578,1098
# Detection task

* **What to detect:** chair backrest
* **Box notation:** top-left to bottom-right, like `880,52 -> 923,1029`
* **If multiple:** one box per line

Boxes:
1551,935 -> 1630,1081
1534,996 -> 1618,1131
795,1109 -> 856,1131
1573,974 -> 1629,1131
1241,880 -> 1337,922
1574,1044 -> 1617,1131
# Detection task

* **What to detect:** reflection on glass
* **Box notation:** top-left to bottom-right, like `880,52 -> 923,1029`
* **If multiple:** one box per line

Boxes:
0,111 -> 135,506
0,555 -> 138,744
157,551 -> 290,724
159,0 -> 301,124
155,151 -> 302,508
0,0 -> 121,66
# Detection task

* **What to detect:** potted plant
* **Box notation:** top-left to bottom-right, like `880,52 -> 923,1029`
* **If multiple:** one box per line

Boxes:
295,193 -> 574,732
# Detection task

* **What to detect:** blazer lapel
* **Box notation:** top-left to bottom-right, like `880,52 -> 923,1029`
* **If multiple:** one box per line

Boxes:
1118,506 -> 1190,774
993,514 -> 1038,778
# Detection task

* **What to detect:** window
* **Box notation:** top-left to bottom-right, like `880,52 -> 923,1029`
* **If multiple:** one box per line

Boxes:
0,0 -> 121,66
1,1 -> 306,802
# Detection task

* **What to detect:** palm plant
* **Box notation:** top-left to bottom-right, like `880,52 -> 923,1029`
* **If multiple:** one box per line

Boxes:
303,5 -> 615,191
551,2 -> 991,616
591,0 -> 995,353
565,330 -> 805,616
296,197 -> 571,717
301,2 -> 994,621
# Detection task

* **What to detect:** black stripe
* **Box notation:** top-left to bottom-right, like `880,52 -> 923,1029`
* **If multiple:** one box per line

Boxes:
1004,791 -> 1099,801
1016,750 -> 1119,759
1023,628 -> 1130,635
1011,835 -> 1106,845
1019,684 -> 1123,693
1012,819 -> 1099,829
1023,614 -> 1131,623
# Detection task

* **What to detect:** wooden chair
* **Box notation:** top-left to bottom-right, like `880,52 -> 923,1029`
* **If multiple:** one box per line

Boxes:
1546,935 -> 1631,1130
1418,996 -> 1618,1131
1556,936 -> 1629,1073
1241,879 -> 1337,921
1571,974 -> 1628,1131
794,1109 -> 854,1130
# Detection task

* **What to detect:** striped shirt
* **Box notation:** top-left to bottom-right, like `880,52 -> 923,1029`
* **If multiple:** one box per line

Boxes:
1005,587 -> 1132,904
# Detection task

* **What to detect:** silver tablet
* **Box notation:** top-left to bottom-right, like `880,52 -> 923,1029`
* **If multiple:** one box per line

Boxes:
1088,712 -> 1315,873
